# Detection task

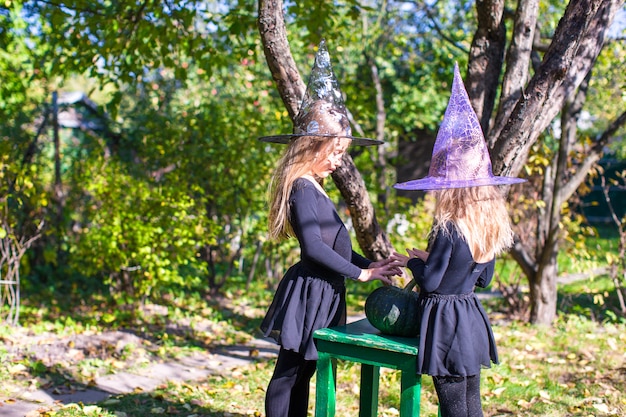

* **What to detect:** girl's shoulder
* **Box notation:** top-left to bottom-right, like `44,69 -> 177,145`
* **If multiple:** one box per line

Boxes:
432,222 -> 466,248
294,176 -> 329,197
292,177 -> 317,193
292,177 -> 309,190
290,177 -> 322,201
433,221 -> 458,239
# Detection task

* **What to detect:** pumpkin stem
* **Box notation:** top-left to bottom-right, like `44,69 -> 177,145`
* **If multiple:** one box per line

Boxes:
404,279 -> 417,292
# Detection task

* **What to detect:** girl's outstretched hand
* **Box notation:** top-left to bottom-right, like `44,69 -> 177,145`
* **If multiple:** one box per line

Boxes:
391,248 -> 429,267
357,258 -> 402,285
390,251 -> 410,267
407,248 -> 429,262
369,257 -> 403,274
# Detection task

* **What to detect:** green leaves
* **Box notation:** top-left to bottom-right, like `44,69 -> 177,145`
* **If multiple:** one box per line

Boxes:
1,0 -> 621,313
68,158 -> 213,298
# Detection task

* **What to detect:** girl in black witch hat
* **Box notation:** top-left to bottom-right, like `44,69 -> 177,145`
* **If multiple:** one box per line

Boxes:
259,40 -> 397,417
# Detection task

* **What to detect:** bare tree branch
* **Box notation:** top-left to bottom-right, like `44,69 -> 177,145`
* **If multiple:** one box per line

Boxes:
509,236 -> 537,278
561,109 -> 626,201
402,0 -> 470,54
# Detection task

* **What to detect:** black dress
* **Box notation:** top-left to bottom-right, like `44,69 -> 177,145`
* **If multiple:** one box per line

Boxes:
407,224 -> 498,377
260,178 -> 372,360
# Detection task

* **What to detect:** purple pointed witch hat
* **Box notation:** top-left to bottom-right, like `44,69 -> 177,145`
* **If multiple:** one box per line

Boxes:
258,39 -> 382,146
394,63 -> 526,191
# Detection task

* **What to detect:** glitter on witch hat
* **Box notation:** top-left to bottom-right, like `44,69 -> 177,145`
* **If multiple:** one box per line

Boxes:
258,39 -> 382,146
394,63 -> 526,191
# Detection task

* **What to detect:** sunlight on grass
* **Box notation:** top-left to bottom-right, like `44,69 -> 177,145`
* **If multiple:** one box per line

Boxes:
3,298 -> 625,416
483,316 -> 626,416
2,228 -> 625,416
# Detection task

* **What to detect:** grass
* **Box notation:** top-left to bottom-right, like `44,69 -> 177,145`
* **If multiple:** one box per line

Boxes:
1,228 -> 625,416
1,274 -> 625,417
481,312 -> 625,416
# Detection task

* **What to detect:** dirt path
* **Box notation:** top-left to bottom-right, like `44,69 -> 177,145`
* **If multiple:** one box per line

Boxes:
0,326 -> 279,416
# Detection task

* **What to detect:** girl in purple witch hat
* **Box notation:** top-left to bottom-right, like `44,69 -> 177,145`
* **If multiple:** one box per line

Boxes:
392,63 -> 525,417
259,40 -> 397,417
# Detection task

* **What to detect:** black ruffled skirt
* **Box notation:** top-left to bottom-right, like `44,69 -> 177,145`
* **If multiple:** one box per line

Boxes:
260,262 -> 346,360
417,292 -> 498,377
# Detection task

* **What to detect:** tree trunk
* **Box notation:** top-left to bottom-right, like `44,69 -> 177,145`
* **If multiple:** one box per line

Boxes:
257,0 -> 392,259
488,0 -> 539,146
332,155 -> 393,260
257,0 -> 304,118
528,252 -> 558,324
476,0 -> 623,326
466,0 -> 506,134
511,66 -> 626,325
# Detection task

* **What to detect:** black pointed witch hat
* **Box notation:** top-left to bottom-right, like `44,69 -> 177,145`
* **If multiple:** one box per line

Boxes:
258,39 -> 382,146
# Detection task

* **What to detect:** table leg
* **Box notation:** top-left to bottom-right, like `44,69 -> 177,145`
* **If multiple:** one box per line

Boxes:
399,369 -> 421,417
315,352 -> 336,417
359,364 -> 379,417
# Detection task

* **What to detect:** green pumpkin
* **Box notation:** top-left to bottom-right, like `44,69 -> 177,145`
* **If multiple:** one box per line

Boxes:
364,281 -> 420,337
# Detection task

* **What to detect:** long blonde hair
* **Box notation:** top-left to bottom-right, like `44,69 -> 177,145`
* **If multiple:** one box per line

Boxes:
267,136 -> 339,241
432,186 -> 514,262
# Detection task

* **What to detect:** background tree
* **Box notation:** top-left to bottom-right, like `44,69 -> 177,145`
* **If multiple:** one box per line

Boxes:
256,0 -> 626,325
469,0 -> 625,324
1,0 -> 625,326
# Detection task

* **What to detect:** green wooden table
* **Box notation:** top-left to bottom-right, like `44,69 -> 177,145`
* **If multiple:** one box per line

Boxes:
313,318 -> 423,417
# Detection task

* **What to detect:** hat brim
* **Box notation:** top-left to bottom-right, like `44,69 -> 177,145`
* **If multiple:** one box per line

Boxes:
258,133 -> 383,146
393,175 -> 527,191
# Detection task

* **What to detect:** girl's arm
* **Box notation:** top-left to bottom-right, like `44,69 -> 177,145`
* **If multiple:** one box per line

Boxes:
407,229 -> 453,293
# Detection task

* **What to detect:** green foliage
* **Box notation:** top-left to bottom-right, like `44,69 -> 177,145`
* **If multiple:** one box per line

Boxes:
24,0 -> 200,86
2,262 -> 625,416
330,2 -> 469,138
2,0 -> 625,318
2,0 -> 291,304
588,39 -> 626,158
68,158 -> 211,299
0,4 -> 50,225
0,3 -> 49,115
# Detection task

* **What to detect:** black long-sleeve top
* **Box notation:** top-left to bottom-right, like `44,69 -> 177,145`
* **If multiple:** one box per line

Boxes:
290,178 -> 371,281
406,225 -> 495,294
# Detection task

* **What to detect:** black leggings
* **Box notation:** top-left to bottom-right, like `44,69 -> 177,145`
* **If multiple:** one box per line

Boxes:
433,374 -> 483,417
265,347 -> 317,417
